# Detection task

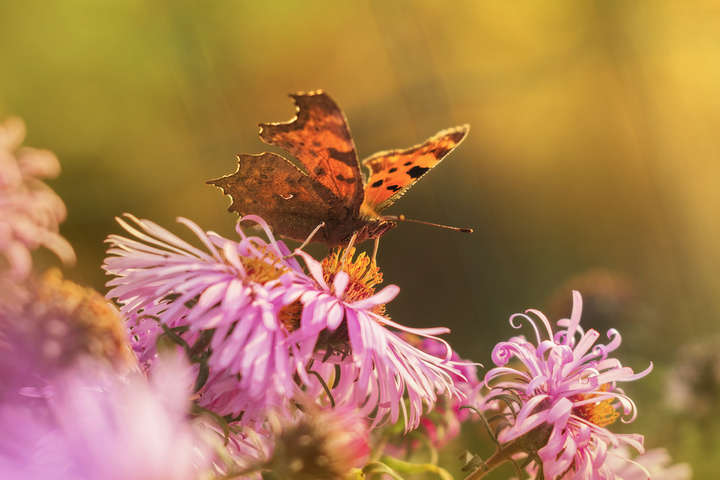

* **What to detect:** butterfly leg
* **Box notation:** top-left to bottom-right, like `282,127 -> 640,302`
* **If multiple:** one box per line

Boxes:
287,222 -> 326,257
371,236 -> 380,265
340,231 -> 359,268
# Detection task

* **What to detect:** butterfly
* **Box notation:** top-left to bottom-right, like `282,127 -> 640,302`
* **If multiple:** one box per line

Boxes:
208,90 -> 471,249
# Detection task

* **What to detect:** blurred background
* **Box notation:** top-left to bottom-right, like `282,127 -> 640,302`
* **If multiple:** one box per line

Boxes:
1,1 -> 718,476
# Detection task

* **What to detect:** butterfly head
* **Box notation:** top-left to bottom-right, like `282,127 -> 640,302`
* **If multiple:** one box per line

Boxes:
358,219 -> 397,243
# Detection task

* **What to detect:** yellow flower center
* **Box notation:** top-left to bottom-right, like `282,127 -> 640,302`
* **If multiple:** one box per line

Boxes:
321,247 -> 383,308
237,241 -> 289,284
572,384 -> 619,428
304,247 -> 389,356
274,247 -> 390,349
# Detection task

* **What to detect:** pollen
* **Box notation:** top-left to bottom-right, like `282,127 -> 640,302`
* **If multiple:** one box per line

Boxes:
572,385 -> 620,428
238,241 -> 289,284
322,247 -> 383,307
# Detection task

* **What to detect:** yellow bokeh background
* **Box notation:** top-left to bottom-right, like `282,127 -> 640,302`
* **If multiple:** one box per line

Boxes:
2,1 -> 719,476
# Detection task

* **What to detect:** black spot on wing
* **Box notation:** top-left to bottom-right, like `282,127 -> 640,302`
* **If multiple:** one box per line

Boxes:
406,165 -> 430,179
371,179 -> 383,188
386,184 -> 401,192
335,173 -> 356,184
389,167 -> 397,173
403,161 -> 412,166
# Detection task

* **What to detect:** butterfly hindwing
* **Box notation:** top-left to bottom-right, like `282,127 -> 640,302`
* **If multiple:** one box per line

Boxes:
259,91 -> 364,214
207,152 -> 337,242
361,125 -> 469,213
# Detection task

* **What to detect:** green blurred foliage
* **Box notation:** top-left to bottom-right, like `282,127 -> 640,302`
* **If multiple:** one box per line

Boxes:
2,0 -> 720,476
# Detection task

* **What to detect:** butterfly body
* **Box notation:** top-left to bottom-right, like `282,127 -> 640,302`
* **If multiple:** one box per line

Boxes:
209,90 -> 468,246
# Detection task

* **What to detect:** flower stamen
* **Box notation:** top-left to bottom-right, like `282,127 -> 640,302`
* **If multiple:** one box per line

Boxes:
238,242 -> 289,284
572,385 -> 620,428
322,247 -> 383,305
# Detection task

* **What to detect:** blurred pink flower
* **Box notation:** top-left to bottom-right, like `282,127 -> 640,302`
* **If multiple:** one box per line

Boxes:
0,268 -> 134,397
267,404 -> 370,480
481,291 -> 652,479
104,214 -> 304,423
604,446 -> 691,480
0,354 -> 209,480
0,117 -> 74,278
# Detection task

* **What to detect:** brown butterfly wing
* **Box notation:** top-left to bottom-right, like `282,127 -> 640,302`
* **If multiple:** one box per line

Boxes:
361,125 -> 469,214
258,91 -> 364,214
207,152 -> 339,242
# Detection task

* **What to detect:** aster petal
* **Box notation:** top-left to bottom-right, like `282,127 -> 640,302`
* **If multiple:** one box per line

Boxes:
293,249 -> 328,289
333,270 -> 350,298
349,284 -> 400,310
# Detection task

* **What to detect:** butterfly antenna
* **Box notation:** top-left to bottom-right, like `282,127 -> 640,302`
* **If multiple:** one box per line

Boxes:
382,214 -> 474,233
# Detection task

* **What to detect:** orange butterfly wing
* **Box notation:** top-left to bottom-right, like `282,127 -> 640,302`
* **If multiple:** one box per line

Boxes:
361,125 -> 469,214
259,90 -> 364,214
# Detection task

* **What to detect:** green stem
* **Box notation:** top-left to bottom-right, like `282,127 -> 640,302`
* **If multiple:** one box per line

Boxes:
369,435 -> 389,462
463,439 -> 524,480
362,461 -> 405,480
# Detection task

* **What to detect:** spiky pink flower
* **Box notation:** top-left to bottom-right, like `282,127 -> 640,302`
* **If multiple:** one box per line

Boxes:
283,248 -> 470,430
519,446 -> 691,480
480,291 -> 652,479
0,117 -> 74,278
0,354 -> 208,480
103,214 -> 305,423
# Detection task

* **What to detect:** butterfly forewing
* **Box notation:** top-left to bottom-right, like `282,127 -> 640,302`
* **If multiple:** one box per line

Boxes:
259,91 -> 364,214
207,152 -> 337,242
361,125 -> 470,213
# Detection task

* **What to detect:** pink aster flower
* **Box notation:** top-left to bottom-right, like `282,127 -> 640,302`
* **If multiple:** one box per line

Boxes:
0,117 -> 75,278
472,291 -> 652,480
105,214 -> 471,430
103,214 -> 305,423
283,248 -> 470,431
0,353 -> 209,480
517,446 -> 690,480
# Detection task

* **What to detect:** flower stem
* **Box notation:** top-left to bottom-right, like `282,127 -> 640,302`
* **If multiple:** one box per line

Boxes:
463,440 -> 523,480
369,435 -> 389,462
